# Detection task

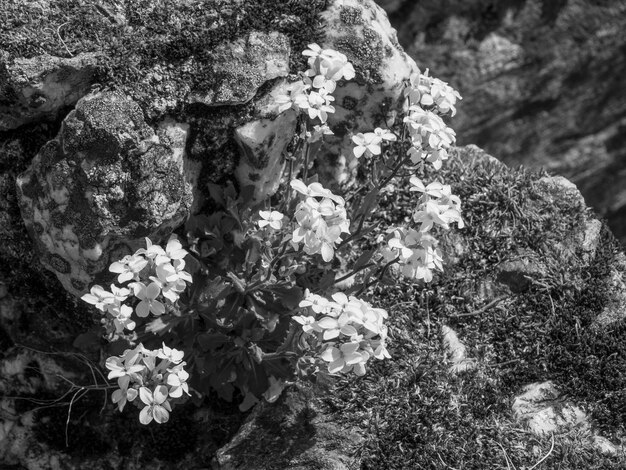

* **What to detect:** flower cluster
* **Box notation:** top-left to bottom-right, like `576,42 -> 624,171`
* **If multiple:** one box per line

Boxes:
405,69 -> 462,117
381,228 -> 443,282
409,176 -> 464,232
81,235 -> 193,340
277,43 -> 354,128
360,68 -> 463,284
106,343 -> 190,424
294,290 -> 390,376
290,180 -> 350,262
401,69 -> 460,170
404,106 -> 456,170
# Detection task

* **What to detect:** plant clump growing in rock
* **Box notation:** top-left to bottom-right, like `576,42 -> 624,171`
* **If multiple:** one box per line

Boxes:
79,43 -> 464,424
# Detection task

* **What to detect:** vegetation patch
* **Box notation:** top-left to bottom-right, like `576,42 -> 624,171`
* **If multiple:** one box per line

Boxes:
323,149 -> 626,468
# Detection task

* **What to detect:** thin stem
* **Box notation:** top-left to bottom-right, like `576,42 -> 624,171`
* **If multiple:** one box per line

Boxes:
356,256 -> 399,296
334,262 -> 375,285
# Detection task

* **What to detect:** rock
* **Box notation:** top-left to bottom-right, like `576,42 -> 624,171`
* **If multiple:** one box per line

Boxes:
496,250 -> 547,293
377,0 -> 626,246
512,380 -> 623,454
233,79 -> 299,203
592,252 -> 626,329
313,0 -> 418,184
512,381 -> 589,436
476,33 -> 523,77
535,175 -> 586,208
216,383 -> 363,470
15,91 -> 194,297
441,325 -> 476,374
0,52 -> 101,131
189,31 -> 291,107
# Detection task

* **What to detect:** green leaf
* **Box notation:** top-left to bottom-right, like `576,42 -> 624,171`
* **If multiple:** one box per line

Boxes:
317,270 -> 336,291
355,188 -> 380,221
269,285 -> 303,310
352,249 -> 375,271
196,332 -> 231,352
207,183 -> 225,207
72,330 -> 102,354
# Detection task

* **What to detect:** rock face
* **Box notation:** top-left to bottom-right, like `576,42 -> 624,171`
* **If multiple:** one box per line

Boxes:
0,52 -> 101,130
15,91 -> 194,296
2,0 -> 422,297
216,384 -> 363,470
189,31 -> 291,106
376,0 -> 626,246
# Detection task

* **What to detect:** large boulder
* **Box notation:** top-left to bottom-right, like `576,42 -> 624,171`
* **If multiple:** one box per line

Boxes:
15,91 -> 194,296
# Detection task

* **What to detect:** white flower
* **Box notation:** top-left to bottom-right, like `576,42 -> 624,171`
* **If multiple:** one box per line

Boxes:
413,200 -> 451,232
409,177 -> 445,198
155,258 -> 192,287
321,342 -> 370,376
294,89 -> 336,123
139,385 -> 172,425
109,254 -> 148,283
306,124 -> 334,143
106,351 -> 145,382
290,179 -> 345,205
157,343 -> 184,364
166,363 -> 190,398
292,315 -> 322,334
311,74 -> 337,93
429,77 -> 462,116
81,285 -> 114,311
373,127 -> 397,142
158,235 -> 188,265
136,238 -> 166,262
131,281 -> 166,317
112,385 -> 138,412
299,290 -> 331,314
258,210 -> 284,230
351,132 -> 382,158
108,303 -> 136,333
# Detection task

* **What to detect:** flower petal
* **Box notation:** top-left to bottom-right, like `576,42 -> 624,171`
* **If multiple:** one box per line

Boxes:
139,405 -> 153,425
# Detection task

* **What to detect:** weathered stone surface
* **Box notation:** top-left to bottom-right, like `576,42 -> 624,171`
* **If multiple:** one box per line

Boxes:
496,250 -> 548,293
377,0 -> 626,246
216,384 -> 363,470
314,0 -> 418,184
513,381 -> 589,435
233,79 -> 299,203
512,381 -> 623,455
0,52 -> 101,131
189,31 -> 291,107
15,91 -> 194,296
441,325 -> 476,374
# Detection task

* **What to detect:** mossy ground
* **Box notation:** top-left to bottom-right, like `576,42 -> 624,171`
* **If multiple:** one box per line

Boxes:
322,149 -> 626,469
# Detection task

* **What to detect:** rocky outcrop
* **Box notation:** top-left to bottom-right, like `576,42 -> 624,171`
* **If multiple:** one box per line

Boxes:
15,91 -> 194,296
3,0 -> 422,296
3,2 -> 626,469
377,0 -> 626,246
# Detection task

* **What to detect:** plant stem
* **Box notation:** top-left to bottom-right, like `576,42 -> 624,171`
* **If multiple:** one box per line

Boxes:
334,262 -> 376,285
